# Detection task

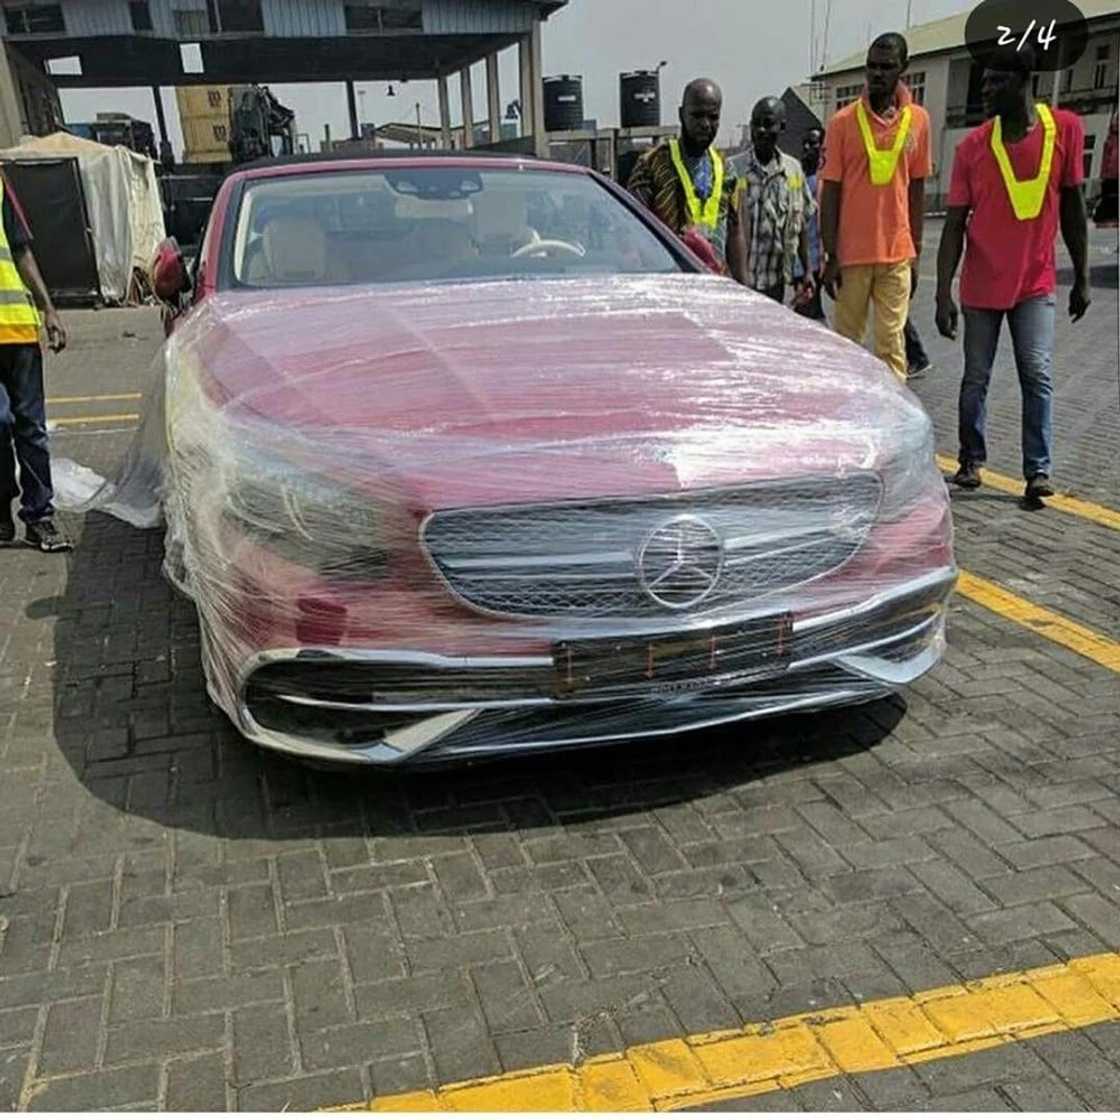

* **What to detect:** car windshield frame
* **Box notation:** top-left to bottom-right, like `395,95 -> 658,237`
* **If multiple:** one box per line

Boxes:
217,161 -> 697,292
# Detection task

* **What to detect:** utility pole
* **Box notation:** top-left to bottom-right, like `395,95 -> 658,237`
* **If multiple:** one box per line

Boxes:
811,0 -> 817,74
822,0 -> 833,70
906,0 -> 914,29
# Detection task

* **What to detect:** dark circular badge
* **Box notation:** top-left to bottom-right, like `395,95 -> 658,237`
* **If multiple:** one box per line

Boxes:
965,0 -> 1089,72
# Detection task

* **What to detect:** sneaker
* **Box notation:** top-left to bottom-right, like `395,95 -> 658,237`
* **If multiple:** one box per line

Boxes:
0,512 -> 14,546
952,462 -> 982,489
1025,474 -> 1055,500
908,356 -> 933,379
25,519 -> 72,553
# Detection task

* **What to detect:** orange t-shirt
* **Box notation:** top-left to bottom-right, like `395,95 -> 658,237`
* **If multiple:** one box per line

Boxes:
821,84 -> 932,267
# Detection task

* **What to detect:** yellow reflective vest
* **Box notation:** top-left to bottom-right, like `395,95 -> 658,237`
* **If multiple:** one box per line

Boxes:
991,104 -> 1058,222
855,100 -> 913,187
0,177 -> 40,346
668,138 -> 725,231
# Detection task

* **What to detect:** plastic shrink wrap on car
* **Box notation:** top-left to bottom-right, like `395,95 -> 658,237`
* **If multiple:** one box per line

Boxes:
57,275 -> 956,765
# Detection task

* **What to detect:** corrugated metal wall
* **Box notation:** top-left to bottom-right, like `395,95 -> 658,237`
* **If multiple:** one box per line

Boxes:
261,0 -> 345,37
422,0 -> 535,35
49,0 -> 543,40
149,0 -> 209,38
62,0 -> 133,36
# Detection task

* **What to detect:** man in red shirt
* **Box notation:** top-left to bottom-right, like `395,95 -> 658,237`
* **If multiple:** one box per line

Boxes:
935,45 -> 1090,502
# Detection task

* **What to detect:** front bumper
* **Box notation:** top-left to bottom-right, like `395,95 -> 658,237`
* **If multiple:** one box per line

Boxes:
229,566 -> 957,766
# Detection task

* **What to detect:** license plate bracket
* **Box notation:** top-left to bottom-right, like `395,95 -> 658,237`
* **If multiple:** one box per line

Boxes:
553,614 -> 794,699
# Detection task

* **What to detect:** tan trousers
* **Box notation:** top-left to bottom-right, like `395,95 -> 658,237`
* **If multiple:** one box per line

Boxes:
833,261 -> 911,381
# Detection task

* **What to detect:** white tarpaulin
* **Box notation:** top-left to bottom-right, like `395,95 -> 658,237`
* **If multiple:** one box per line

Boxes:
0,132 -> 166,304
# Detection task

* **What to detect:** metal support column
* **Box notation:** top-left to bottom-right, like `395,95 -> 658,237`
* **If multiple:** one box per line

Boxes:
518,34 -> 532,139
529,18 -> 546,157
460,67 -> 475,149
345,80 -> 359,140
437,74 -> 452,150
486,52 -> 501,145
0,45 -> 25,150
152,85 -> 169,144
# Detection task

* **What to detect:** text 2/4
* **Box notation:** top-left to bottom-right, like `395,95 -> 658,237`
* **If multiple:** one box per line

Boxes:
998,18 -> 1059,52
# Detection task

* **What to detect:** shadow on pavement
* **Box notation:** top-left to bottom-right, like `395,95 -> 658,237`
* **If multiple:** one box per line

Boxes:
34,512 -> 903,844
1058,262 -> 1118,290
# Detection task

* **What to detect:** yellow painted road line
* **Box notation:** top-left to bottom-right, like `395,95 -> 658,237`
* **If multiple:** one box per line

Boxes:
338,953 -> 1120,1111
49,413 -> 141,428
957,571 -> 1120,673
46,392 -> 143,405
936,453 -> 1120,532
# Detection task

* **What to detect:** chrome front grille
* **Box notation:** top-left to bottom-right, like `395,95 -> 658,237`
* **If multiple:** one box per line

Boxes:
422,475 -> 883,619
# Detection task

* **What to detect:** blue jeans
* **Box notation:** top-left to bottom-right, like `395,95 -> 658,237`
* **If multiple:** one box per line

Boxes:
959,294 -> 1055,480
0,344 -> 54,524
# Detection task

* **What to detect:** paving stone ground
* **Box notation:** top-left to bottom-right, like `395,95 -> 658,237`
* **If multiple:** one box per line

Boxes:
0,224 -> 1116,1111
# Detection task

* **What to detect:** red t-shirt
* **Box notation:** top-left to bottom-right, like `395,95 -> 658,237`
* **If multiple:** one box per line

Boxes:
948,107 -> 1083,310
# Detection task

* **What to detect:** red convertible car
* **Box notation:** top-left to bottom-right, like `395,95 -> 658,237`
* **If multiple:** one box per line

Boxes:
146,152 -> 955,766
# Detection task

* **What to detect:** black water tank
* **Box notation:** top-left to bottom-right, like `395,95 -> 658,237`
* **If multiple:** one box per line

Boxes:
620,71 -> 661,128
543,75 -> 584,132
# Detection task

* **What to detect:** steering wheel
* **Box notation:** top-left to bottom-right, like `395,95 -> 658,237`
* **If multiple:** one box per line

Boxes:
510,230 -> 586,260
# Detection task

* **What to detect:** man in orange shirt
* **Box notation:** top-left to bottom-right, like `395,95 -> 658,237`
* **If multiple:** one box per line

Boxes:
820,32 -> 931,380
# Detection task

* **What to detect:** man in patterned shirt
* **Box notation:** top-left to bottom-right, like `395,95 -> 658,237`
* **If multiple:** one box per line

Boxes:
627,79 -> 747,284
730,97 -> 816,304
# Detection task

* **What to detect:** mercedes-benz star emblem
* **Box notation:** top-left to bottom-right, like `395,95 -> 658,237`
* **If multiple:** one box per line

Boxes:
637,515 -> 724,610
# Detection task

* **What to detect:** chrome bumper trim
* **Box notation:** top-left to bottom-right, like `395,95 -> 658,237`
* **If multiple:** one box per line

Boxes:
233,566 -> 956,765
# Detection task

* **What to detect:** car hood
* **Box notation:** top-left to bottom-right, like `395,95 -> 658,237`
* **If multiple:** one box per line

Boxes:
176,275 -> 929,505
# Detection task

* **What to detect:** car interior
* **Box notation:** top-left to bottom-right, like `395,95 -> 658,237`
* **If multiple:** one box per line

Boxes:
232,168 -> 680,288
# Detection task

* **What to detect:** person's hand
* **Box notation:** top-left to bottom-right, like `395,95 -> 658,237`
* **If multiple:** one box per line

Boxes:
821,256 -> 841,299
44,309 -> 67,353
910,260 -> 920,298
792,275 -> 815,307
1070,278 -> 1091,322
935,294 -> 959,340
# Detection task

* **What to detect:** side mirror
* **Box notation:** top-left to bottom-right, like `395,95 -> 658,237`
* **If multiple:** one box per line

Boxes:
151,237 -> 191,303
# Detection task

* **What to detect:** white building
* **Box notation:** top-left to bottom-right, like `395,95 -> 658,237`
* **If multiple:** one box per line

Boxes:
810,0 -> 1120,207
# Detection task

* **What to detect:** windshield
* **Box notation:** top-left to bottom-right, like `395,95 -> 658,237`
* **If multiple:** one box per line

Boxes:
229,165 -> 684,288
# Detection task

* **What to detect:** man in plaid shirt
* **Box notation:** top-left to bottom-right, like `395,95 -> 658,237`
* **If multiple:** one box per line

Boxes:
729,98 -> 816,304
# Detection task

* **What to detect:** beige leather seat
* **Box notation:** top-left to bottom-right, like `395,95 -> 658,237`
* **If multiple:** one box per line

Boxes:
244,214 -> 348,286
471,191 -> 535,257
412,219 -> 477,270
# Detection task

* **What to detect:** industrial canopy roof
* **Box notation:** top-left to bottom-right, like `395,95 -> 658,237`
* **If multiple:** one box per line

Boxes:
1,0 -> 569,87
817,0 -> 1120,76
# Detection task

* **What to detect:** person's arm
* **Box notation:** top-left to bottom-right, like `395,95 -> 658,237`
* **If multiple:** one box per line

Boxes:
726,197 -> 749,286
820,179 -> 841,296
908,177 -> 925,296
818,117 -> 845,297
934,206 -> 968,339
13,245 -> 65,352
795,177 -> 814,296
627,153 -> 653,208
1060,184 -> 1091,321
795,225 -> 813,299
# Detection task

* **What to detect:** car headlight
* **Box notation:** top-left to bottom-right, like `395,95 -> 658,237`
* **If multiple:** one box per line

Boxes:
877,412 -> 941,521
222,450 -> 389,579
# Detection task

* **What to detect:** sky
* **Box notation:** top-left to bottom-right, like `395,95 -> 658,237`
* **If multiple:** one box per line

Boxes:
59,0 -> 974,159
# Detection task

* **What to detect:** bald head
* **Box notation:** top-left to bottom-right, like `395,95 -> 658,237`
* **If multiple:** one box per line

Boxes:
678,78 -> 722,155
683,79 -> 722,109
749,95 -> 786,162
751,97 -> 786,124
